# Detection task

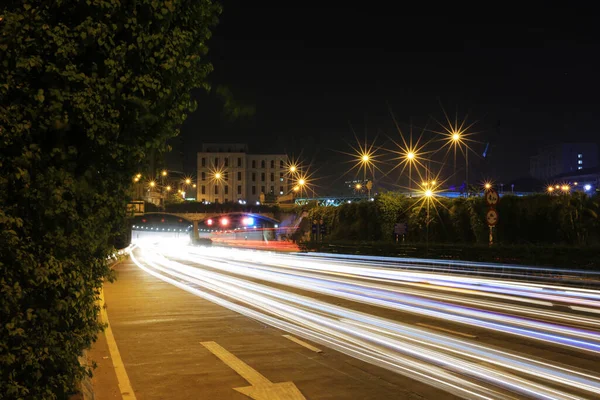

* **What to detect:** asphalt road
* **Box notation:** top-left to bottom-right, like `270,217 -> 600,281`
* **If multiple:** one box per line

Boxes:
103,239 -> 600,399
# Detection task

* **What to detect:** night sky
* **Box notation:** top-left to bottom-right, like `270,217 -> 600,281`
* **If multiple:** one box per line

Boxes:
169,3 -> 599,193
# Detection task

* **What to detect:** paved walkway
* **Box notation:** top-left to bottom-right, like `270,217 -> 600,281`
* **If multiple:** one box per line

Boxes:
89,257 -> 450,399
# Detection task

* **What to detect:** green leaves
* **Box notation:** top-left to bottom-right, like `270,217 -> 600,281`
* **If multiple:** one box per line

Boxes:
1,0 -> 221,397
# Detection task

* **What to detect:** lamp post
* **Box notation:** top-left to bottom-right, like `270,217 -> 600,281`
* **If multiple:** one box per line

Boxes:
406,151 -> 415,194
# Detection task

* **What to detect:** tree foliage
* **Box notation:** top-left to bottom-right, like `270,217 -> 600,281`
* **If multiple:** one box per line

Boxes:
0,1 -> 220,398
305,193 -> 600,245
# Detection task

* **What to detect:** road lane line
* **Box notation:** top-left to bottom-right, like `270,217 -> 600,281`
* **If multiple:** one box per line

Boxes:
416,323 -> 477,338
570,306 -> 600,315
99,288 -> 137,400
283,334 -> 323,353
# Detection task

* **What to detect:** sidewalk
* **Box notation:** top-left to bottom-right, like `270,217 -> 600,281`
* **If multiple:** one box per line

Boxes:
86,255 -> 448,399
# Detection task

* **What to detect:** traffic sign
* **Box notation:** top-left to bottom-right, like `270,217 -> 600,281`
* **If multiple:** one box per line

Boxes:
486,208 -> 499,226
485,189 -> 499,206
394,223 -> 407,235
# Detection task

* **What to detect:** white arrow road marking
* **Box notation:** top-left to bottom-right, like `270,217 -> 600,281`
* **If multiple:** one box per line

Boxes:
201,341 -> 307,400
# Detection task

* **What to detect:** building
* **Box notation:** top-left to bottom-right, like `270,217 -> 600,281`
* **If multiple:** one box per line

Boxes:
550,166 -> 600,194
196,144 -> 290,204
530,143 -> 598,181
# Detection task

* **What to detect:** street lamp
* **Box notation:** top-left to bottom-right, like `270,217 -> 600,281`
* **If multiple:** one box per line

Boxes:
149,181 -> 156,188
484,182 -> 492,190
161,170 -> 167,177
547,186 -> 554,193
355,183 -> 362,190
166,186 -> 171,191
214,172 -> 222,180
185,178 -> 191,185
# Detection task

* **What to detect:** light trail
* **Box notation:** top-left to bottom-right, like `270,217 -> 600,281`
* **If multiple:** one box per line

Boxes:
128,242 -> 600,399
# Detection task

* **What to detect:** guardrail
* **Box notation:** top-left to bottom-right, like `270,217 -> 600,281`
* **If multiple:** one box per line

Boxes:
297,250 -> 600,289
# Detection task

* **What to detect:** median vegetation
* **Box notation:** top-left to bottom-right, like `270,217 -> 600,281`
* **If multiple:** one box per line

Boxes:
0,1 -> 221,398
300,192 -> 600,269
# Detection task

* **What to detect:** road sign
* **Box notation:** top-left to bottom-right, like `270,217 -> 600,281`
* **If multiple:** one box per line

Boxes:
486,208 -> 499,226
394,223 -> 407,235
485,189 -> 499,206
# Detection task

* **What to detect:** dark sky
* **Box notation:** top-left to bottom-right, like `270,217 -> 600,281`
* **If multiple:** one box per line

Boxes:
170,3 -> 599,193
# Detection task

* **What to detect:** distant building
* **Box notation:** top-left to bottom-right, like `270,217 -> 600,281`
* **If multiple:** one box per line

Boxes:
551,167 -> 600,194
529,143 -> 598,181
196,143 -> 290,204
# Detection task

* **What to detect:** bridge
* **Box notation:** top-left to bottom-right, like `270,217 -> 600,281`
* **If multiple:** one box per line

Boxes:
130,210 -> 299,243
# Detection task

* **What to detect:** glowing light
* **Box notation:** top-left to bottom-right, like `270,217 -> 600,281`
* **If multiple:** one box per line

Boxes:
185,178 -> 191,185
220,218 -> 229,226
298,178 -> 306,186
406,151 -> 415,160
149,181 -> 156,188
361,154 -> 370,162
136,173 -> 142,179
425,189 -> 433,197
290,165 -> 297,173
355,183 -> 362,190
166,186 -> 171,191
215,172 -> 222,180
584,184 -> 592,191
484,183 -> 492,190
547,186 -> 554,193
206,219 -> 213,226
293,186 -> 300,192
242,217 -> 255,226
452,132 -> 461,141
431,180 -> 437,186
561,185 -> 570,192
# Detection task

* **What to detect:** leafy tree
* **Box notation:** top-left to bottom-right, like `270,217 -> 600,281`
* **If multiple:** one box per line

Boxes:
0,1 -> 221,398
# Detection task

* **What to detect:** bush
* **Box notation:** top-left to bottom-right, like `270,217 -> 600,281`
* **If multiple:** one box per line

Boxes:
302,192 -> 600,246
0,1 -> 220,398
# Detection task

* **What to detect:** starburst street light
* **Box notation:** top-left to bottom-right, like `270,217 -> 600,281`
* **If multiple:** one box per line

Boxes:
431,109 -> 479,194
161,170 -> 168,177
166,186 -> 171,191
547,186 -> 555,193
149,181 -> 156,188
185,178 -> 191,185
484,182 -> 492,190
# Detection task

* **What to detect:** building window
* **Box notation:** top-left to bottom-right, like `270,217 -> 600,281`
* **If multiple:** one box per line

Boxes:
578,154 -> 583,159
261,172 -> 265,181
237,171 -> 242,180
201,172 -> 206,181
225,186 -> 229,195
215,157 -> 219,167
280,172 -> 284,181
252,172 -> 256,182
578,166 -> 583,170
201,185 -> 206,194
578,160 -> 583,165
280,186 -> 284,194
261,186 -> 265,194
280,160 -> 284,168
201,157 -> 206,167
261,160 -> 265,168
237,185 -> 242,195
224,157 -> 229,167
214,186 -> 219,195
270,186 -> 274,193
238,157 -> 242,167
270,160 -> 275,169
252,160 -> 256,168
270,173 -> 274,182
252,186 -> 256,195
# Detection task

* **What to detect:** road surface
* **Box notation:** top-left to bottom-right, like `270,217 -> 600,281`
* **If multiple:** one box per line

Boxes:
102,239 -> 600,399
